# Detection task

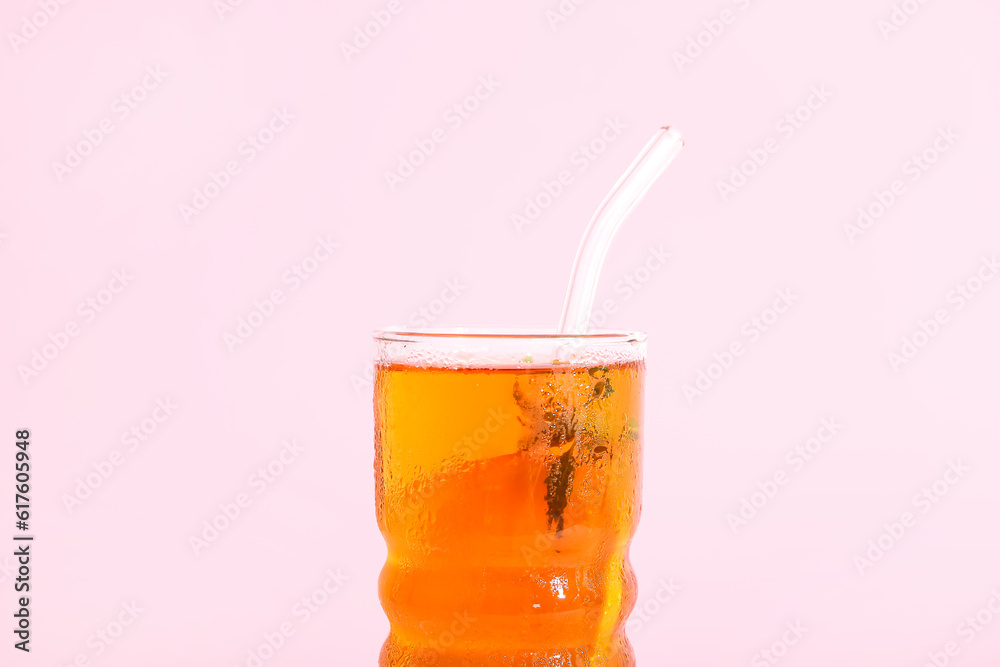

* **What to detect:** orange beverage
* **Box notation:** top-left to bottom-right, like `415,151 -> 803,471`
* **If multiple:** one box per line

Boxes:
374,331 -> 645,666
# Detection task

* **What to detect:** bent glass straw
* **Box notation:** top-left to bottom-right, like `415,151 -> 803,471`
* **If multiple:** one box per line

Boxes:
558,127 -> 685,334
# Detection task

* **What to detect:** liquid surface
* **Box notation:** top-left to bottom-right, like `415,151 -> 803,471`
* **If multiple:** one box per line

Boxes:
375,362 -> 644,666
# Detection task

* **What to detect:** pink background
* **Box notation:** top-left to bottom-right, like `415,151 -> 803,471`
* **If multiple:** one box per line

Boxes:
2,0 -> 1000,664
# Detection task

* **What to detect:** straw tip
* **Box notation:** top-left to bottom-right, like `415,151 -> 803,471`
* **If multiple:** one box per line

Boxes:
660,125 -> 685,147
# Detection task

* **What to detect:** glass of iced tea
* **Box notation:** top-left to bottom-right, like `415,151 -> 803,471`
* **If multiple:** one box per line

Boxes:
373,329 -> 645,666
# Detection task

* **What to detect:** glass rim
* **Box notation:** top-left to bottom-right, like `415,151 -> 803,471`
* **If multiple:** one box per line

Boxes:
372,327 -> 646,343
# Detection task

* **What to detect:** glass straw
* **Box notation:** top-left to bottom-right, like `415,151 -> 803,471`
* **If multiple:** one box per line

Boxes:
558,127 -> 684,334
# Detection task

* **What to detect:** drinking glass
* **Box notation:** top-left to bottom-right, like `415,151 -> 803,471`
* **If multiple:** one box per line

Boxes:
374,328 -> 645,666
